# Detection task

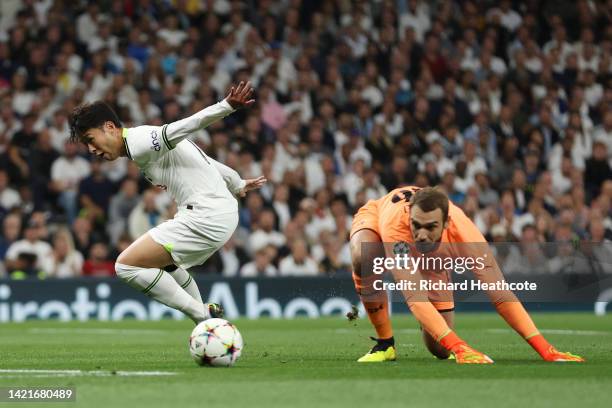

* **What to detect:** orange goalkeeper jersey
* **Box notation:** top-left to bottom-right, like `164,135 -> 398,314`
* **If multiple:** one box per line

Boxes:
351,186 -> 506,302
351,186 -> 487,244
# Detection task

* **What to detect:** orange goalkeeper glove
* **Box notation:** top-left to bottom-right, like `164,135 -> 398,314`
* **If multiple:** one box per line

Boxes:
439,331 -> 494,364
527,334 -> 585,362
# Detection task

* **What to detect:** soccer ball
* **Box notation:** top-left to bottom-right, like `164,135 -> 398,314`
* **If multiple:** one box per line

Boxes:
189,318 -> 243,367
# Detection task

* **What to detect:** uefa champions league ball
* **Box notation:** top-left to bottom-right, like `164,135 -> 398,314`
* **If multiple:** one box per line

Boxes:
189,318 -> 243,367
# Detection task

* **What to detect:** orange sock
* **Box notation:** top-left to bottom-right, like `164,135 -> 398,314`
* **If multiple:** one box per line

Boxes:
407,301 -> 451,340
363,300 -> 393,339
525,334 -> 554,359
494,302 -> 539,338
352,272 -> 393,339
437,330 -> 467,353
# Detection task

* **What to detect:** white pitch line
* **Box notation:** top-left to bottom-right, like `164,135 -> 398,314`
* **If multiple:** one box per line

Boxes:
334,328 -> 421,334
487,328 -> 611,336
337,327 -> 610,336
27,328 -> 168,335
0,369 -> 177,378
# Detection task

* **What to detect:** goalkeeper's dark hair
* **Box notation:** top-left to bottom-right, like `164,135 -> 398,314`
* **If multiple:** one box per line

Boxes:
410,187 -> 449,223
69,101 -> 121,143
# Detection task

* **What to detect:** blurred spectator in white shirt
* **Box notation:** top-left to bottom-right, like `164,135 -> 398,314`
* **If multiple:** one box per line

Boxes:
248,208 -> 286,255
49,227 -> 84,278
240,247 -> 278,277
279,238 -> 318,276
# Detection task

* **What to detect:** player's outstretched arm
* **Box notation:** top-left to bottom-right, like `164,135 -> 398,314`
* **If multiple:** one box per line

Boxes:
164,81 -> 255,148
450,209 -> 585,362
490,266 -> 585,362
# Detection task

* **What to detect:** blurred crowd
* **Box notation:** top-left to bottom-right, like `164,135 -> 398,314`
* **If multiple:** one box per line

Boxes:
0,0 -> 611,279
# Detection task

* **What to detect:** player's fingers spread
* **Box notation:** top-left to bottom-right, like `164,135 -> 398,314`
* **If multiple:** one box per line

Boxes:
241,84 -> 251,97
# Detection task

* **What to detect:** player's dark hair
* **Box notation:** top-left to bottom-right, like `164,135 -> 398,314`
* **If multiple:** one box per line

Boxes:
410,187 -> 449,223
69,101 -> 121,143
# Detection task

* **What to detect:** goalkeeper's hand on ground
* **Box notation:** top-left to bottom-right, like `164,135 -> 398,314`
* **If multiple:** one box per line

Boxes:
538,346 -> 585,362
452,343 -> 494,364
527,334 -> 585,362
439,331 -> 494,364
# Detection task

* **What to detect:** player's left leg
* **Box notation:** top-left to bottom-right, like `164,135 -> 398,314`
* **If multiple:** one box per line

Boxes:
115,233 -> 216,323
422,308 -> 454,359
132,210 -> 237,322
350,228 -> 396,362
163,264 -> 202,302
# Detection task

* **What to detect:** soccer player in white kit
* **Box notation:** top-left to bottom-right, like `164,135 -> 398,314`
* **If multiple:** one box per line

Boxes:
69,81 -> 265,322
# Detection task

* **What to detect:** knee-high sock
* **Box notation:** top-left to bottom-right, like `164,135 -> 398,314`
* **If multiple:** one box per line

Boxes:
115,263 -> 208,323
352,272 -> 393,339
364,298 -> 392,340
164,265 -> 202,303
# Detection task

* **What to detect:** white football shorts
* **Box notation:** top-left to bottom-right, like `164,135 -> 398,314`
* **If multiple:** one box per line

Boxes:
148,208 -> 239,270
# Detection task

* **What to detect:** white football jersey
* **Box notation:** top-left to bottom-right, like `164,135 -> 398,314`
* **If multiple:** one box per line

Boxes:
122,100 -> 246,215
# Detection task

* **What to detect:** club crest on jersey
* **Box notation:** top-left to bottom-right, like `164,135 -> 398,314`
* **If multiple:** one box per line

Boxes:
393,241 -> 410,255
150,130 -> 161,151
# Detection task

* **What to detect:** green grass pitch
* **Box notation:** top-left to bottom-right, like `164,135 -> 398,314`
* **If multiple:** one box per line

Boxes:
0,312 -> 611,408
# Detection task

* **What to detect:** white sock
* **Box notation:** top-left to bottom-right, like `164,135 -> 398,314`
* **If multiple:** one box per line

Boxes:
115,263 -> 209,323
166,266 -> 202,303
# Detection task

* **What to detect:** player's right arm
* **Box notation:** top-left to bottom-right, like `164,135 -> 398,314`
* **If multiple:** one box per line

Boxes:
164,81 -> 254,147
124,82 -> 255,163
162,100 -> 235,149
124,101 -> 235,164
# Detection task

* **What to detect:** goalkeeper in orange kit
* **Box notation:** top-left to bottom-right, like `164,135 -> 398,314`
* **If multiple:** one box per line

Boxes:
350,186 -> 585,364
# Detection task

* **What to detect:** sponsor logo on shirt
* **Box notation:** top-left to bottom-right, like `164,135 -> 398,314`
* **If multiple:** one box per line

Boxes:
150,130 -> 161,151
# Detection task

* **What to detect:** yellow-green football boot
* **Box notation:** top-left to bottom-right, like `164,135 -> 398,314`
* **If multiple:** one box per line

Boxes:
357,337 -> 396,362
